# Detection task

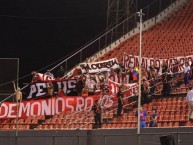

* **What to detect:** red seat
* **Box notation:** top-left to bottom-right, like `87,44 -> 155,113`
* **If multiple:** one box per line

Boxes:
173,122 -> 179,127
3,125 -> 10,130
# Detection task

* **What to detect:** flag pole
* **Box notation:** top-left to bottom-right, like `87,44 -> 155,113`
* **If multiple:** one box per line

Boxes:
137,9 -> 143,145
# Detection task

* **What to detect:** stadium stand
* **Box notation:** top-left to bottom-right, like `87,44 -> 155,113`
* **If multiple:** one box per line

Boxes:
97,1 -> 193,61
0,0 -> 193,132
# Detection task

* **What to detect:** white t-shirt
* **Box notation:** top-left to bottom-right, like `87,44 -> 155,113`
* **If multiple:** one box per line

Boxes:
184,66 -> 190,73
86,80 -> 96,92
187,89 -> 193,102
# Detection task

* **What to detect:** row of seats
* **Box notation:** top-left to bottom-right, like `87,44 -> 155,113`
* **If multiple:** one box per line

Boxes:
0,125 -> 30,130
36,123 -> 92,130
97,1 -> 193,61
1,115 -> 45,125
3,120 -> 193,130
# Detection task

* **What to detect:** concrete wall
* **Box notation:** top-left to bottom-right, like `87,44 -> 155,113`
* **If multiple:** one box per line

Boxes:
1,127 -> 193,145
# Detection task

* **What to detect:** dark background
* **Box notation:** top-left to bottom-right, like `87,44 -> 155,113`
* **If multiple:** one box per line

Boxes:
0,0 -> 169,87
0,0 -> 107,77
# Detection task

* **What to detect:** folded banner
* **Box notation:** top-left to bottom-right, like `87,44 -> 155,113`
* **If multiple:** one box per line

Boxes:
79,58 -> 120,73
0,95 -> 117,119
27,78 -> 77,99
123,53 -> 193,74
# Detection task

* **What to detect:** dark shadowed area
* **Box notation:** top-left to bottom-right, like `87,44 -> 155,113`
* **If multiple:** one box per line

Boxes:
0,0 -> 169,84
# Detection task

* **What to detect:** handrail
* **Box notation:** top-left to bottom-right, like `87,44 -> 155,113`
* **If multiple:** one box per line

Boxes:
0,0 -> 180,89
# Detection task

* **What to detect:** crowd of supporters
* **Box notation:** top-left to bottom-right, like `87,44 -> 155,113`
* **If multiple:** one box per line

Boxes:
28,59 -> 193,102
9,59 -> 193,129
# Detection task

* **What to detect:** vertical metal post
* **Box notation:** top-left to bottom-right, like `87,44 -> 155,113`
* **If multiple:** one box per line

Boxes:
137,9 -> 143,145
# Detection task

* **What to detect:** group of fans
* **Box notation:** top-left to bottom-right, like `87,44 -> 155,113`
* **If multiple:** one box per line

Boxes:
25,59 -> 193,101
12,59 -> 193,128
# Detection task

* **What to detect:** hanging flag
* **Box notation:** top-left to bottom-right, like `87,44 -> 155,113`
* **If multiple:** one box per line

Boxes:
133,67 -> 139,80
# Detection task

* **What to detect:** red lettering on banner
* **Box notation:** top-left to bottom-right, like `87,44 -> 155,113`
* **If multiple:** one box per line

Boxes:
134,57 -> 139,68
0,95 -> 116,119
145,58 -> 148,70
129,56 -> 134,68
123,53 -> 129,68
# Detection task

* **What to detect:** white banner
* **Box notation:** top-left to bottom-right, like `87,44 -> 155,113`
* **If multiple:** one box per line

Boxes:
123,53 -> 193,74
80,58 -> 120,73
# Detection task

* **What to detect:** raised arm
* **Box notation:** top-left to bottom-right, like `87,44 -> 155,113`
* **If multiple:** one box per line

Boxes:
12,81 -> 16,92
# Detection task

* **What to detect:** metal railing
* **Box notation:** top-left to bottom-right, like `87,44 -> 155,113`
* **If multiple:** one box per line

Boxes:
50,0 -> 180,75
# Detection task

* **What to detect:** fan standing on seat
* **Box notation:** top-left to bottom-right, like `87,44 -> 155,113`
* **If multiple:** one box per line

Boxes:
184,62 -> 190,87
117,86 -> 124,117
135,107 -> 147,128
149,109 -> 158,127
12,81 -> 22,103
92,100 -> 102,128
